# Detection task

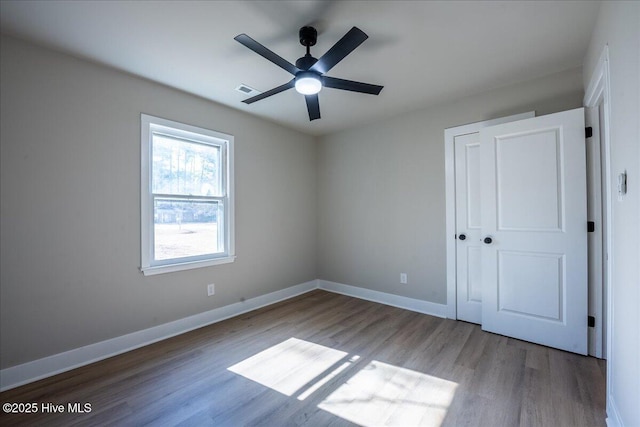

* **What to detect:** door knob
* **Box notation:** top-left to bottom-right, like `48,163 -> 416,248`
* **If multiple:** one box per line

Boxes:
458,234 -> 467,241
483,236 -> 493,244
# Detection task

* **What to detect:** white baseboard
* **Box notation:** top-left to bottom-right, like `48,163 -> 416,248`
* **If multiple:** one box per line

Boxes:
606,395 -> 624,427
0,280 -> 318,392
318,280 -> 448,318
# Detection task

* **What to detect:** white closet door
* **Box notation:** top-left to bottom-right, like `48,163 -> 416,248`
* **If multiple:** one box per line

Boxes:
479,108 -> 588,354
454,133 -> 483,324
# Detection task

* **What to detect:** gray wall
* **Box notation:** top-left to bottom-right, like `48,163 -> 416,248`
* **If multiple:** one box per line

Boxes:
0,36 -> 317,369
317,68 -> 584,304
583,2 -> 640,425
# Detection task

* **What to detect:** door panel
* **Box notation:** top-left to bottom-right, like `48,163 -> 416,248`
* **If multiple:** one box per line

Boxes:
467,246 -> 482,302
465,143 -> 482,229
480,108 -> 588,355
498,251 -> 563,320
455,133 -> 482,323
496,130 -> 563,231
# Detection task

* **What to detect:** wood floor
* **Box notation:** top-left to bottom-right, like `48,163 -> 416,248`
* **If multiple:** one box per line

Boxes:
0,290 -> 606,426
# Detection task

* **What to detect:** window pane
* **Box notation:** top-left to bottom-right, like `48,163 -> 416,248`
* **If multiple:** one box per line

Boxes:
154,199 -> 223,261
152,134 -> 221,196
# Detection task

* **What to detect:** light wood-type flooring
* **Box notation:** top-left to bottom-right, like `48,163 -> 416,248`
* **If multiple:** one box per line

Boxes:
0,290 -> 606,426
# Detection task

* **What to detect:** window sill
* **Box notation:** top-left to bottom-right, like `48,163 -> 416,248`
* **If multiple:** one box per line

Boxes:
141,255 -> 235,276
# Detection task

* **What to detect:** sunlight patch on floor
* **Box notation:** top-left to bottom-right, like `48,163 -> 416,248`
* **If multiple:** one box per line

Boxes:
318,360 -> 458,427
227,337 -> 348,396
297,355 -> 360,401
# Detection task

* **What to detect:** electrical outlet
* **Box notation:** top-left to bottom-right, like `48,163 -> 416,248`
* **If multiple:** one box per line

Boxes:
400,273 -> 408,284
207,284 -> 215,296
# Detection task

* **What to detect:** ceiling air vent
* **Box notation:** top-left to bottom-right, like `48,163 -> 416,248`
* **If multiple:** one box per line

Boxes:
235,84 -> 260,96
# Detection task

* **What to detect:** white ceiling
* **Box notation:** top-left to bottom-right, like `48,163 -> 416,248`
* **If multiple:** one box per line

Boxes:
0,0 -> 600,136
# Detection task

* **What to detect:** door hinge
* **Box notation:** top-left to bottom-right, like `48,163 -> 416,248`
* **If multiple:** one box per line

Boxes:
585,126 -> 593,138
588,221 -> 595,232
588,316 -> 595,327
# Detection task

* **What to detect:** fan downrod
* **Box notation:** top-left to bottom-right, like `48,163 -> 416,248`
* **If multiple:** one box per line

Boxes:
296,26 -> 319,70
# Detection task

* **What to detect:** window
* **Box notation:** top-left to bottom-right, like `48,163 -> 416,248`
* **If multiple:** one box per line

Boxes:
141,114 -> 234,275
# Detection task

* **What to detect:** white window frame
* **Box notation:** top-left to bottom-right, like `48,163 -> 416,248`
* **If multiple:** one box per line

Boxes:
140,114 -> 235,276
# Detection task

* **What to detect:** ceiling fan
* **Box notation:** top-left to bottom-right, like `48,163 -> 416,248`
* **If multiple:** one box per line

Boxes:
234,26 -> 383,121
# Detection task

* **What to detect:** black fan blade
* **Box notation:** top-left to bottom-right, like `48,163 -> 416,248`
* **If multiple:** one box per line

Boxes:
235,34 -> 301,75
242,79 -> 295,104
305,94 -> 321,121
310,27 -> 368,74
323,76 -> 383,95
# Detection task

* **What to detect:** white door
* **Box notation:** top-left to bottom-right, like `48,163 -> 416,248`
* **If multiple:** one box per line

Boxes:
454,133 -> 483,323
479,108 -> 588,355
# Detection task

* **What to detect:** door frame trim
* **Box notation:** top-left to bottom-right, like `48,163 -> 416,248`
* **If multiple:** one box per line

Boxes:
583,44 -> 614,419
444,112 -> 535,319
584,47 -> 612,357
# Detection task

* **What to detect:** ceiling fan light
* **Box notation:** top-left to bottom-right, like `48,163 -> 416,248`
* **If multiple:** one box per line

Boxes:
295,72 -> 322,95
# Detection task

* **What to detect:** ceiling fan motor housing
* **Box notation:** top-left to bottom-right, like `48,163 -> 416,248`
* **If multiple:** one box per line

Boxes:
296,55 -> 318,70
